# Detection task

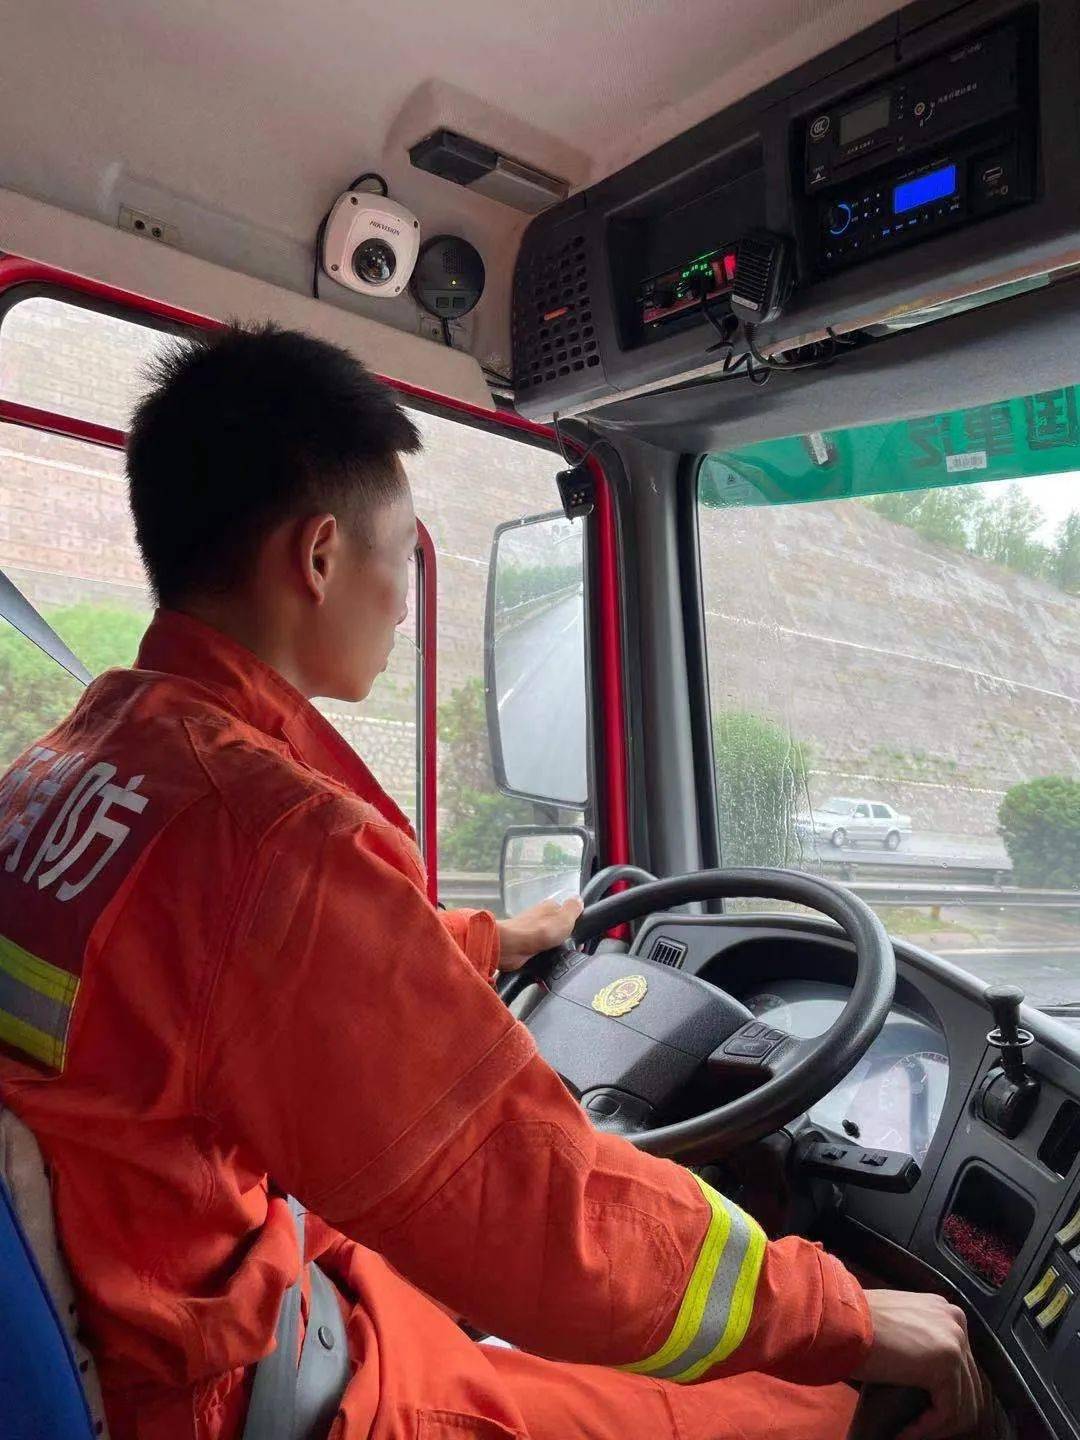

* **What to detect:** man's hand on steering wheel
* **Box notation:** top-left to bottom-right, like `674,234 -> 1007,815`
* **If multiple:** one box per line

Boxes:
496,897 -> 584,972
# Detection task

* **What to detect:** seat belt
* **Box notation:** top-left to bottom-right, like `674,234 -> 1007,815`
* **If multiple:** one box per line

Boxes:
242,1198 -> 351,1440
0,568 -> 92,684
242,1198 -> 306,1440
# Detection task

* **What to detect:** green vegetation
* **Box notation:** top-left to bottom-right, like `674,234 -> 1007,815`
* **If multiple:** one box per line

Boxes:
542,841 -> 580,868
867,484 -> 1080,594
998,777 -> 1080,890
495,561 -> 580,614
0,603 -> 146,766
713,711 -> 809,867
874,906 -> 978,942
438,677 -> 533,871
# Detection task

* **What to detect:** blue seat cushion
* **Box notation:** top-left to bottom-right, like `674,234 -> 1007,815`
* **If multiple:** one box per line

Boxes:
0,1173 -> 97,1439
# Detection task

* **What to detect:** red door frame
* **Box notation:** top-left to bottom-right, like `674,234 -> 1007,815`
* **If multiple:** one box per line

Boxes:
0,253 -> 630,897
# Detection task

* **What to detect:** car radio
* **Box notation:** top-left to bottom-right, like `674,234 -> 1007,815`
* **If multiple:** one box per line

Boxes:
802,14 -> 1037,275
637,246 -> 738,333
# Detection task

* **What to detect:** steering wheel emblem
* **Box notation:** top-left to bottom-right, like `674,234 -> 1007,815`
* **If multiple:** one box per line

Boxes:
592,975 -> 648,1017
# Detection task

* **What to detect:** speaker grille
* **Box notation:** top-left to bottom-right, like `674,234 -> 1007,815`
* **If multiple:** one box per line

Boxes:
512,232 -> 599,396
732,236 -> 773,309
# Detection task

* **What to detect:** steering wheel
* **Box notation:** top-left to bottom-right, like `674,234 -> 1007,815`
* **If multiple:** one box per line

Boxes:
517,867 -> 895,1162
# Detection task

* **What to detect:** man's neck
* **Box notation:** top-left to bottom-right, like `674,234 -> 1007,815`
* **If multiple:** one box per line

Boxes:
173,599 -> 312,698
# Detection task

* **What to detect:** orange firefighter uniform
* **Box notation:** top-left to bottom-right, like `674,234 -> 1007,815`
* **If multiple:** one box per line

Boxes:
0,611 -> 871,1440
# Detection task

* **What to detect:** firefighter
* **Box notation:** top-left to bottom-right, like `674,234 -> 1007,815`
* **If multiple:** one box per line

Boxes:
0,325 -> 984,1440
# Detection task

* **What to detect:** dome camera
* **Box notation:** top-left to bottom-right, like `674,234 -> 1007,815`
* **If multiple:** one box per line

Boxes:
321,192 -> 420,298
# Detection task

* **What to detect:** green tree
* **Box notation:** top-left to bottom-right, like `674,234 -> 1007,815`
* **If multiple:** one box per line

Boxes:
0,603 -> 147,766
438,677 -> 532,871
971,486 -> 1050,580
494,561 -> 581,615
713,711 -> 810,868
998,776 -> 1080,890
867,486 -> 977,550
867,483 -> 1080,590
1052,511 -> 1080,595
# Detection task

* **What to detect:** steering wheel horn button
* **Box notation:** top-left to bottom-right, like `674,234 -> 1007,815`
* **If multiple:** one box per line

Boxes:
582,1088 -> 654,1132
723,1024 -> 786,1059
591,975 -> 648,1017
585,1092 -> 621,1116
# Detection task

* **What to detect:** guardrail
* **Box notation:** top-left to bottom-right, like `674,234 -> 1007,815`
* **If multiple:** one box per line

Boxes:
843,881 -> 1080,909
438,871 -> 1080,912
440,872 -> 500,908
816,856 -> 1013,887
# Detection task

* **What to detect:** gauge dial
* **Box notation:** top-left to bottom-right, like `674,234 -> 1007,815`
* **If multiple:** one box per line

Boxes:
875,1051 -> 948,1163
745,992 -> 794,1033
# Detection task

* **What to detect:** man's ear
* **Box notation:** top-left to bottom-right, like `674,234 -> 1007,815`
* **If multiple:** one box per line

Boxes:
298,513 -> 339,603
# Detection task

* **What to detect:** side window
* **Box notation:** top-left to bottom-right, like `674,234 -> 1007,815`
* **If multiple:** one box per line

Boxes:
872,804 -> 891,819
403,412 -> 586,913
0,291 -> 588,912
0,297 -> 171,769
0,294 -> 178,429
0,422 -> 152,767
853,804 -> 871,819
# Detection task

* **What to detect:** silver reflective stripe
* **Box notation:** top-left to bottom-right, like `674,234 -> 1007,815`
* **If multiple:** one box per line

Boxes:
647,1199 -> 758,1380
0,933 -> 78,1070
621,1174 -> 766,1383
0,967 -> 70,1042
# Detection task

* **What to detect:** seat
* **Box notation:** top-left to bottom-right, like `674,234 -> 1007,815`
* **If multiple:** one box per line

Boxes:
0,1108 -> 107,1439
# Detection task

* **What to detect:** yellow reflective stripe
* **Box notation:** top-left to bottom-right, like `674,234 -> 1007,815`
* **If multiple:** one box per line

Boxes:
622,1173 -> 765,1381
0,1008 -> 62,1068
667,1217 -> 767,1380
0,933 -> 78,1005
0,932 -> 79,1070
622,1175 -> 731,1376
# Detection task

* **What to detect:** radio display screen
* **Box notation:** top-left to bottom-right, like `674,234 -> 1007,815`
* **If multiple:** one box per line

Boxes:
893,164 -> 958,215
839,94 -> 891,146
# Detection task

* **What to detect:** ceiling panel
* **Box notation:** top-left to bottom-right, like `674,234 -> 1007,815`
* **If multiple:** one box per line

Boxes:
1,0 -> 902,372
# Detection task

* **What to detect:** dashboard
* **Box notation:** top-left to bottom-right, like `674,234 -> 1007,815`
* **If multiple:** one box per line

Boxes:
743,980 -> 949,1164
623,912 -> 1080,1439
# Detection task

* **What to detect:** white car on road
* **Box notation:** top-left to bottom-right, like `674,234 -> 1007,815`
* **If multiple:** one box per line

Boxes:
797,797 -> 913,851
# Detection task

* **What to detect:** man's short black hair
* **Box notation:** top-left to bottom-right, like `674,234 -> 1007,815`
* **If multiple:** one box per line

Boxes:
127,322 -> 421,606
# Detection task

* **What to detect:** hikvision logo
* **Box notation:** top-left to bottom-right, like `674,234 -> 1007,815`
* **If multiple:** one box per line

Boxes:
369,219 -> 402,236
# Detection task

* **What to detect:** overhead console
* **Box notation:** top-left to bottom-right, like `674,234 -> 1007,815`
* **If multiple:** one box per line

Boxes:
510,0 -> 1080,419
799,14 -> 1037,277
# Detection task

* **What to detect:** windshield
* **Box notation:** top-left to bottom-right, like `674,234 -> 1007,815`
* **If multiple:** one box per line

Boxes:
697,388 -> 1080,1011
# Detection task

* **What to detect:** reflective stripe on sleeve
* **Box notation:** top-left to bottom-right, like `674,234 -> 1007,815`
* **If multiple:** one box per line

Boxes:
0,932 -> 79,1070
622,1172 -> 766,1383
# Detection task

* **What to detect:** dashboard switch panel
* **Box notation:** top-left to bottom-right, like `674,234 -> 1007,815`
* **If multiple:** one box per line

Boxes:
1034,1283 -> 1073,1334
1023,1266 -> 1059,1312
797,1138 -> 921,1193
1055,1209 -> 1080,1248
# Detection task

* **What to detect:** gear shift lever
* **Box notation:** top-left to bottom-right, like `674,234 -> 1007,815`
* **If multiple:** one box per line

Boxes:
986,985 -> 1033,1080
975,985 -> 1038,1138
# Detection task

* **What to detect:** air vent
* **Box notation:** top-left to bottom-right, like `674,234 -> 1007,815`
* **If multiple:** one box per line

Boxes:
649,936 -> 687,969
512,231 -> 598,395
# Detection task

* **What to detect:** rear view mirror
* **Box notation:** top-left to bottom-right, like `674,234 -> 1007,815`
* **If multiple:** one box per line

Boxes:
500,826 -> 591,917
485,512 -> 586,807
